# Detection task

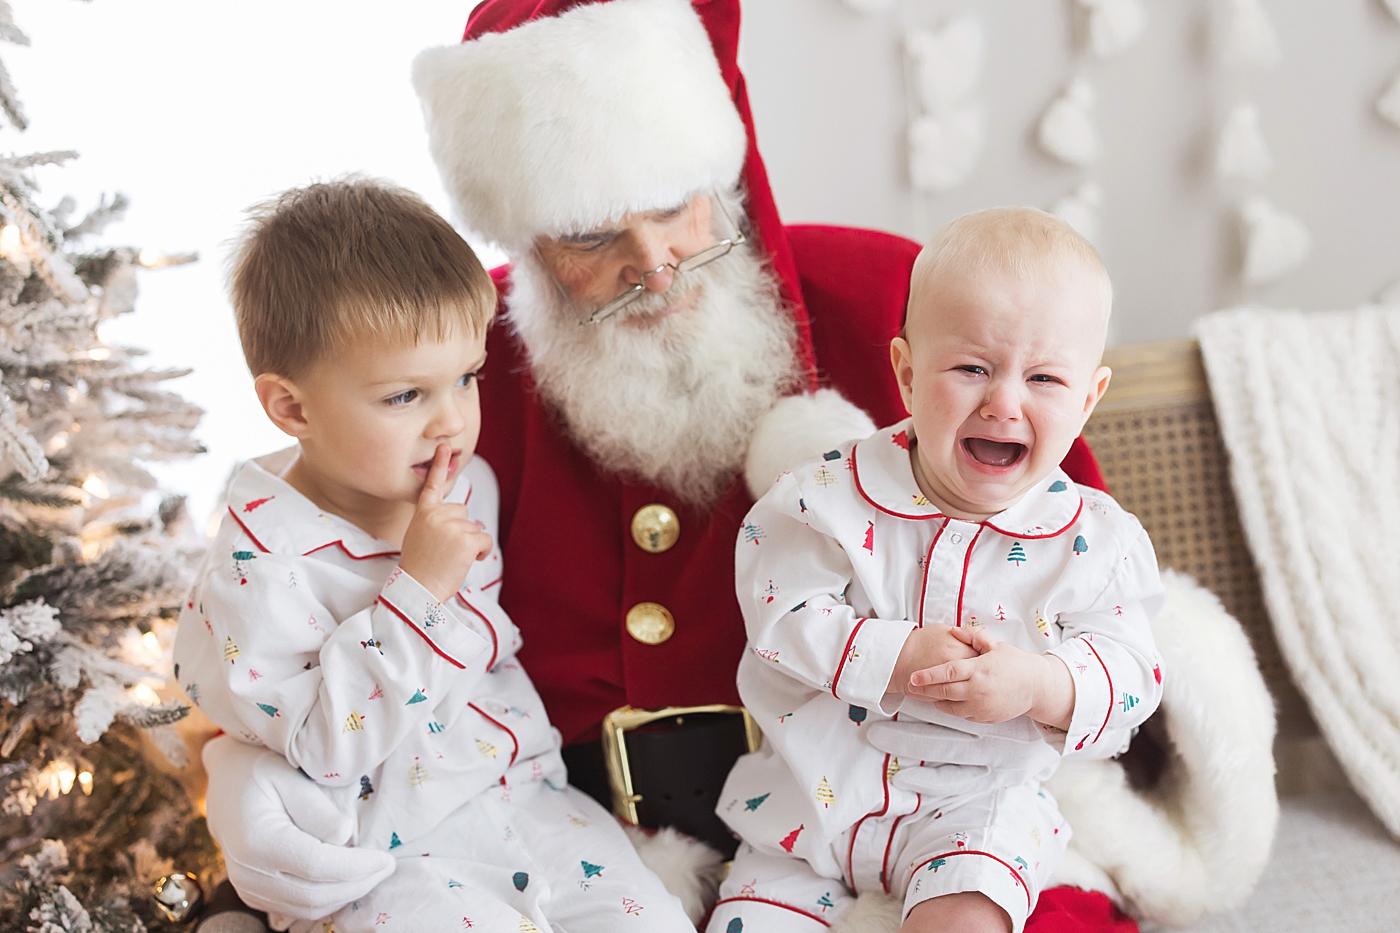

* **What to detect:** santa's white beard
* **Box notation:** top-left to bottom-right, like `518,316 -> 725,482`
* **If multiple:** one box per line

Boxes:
507,243 -> 803,507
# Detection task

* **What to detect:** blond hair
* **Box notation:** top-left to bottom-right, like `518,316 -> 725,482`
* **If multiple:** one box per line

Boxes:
909,207 -> 1112,323
229,177 -> 496,378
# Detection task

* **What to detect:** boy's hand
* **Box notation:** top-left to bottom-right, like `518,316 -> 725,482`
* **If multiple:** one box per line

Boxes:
399,444 -> 493,603
906,627 -> 1075,728
886,624 -> 980,695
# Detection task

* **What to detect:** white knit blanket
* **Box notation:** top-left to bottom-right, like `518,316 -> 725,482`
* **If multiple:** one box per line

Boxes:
1196,306 -> 1400,838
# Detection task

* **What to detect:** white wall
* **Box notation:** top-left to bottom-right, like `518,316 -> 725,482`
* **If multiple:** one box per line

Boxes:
9,0 -> 1397,523
737,0 -> 1400,346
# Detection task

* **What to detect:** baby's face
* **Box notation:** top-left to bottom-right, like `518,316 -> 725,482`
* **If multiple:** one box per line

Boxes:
290,327 -> 488,508
891,267 -> 1111,518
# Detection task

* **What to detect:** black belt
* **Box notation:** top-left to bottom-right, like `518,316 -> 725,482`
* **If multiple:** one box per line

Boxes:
564,706 -> 758,858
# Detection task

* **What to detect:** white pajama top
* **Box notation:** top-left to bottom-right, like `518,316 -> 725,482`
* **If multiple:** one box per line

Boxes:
718,419 -> 1165,879
173,454 -> 562,853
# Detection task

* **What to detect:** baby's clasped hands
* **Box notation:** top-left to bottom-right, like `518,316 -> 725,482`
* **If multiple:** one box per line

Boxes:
907,626 -> 1076,729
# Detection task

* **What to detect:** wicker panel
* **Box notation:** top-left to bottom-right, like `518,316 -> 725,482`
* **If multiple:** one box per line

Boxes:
1083,353 -> 1315,739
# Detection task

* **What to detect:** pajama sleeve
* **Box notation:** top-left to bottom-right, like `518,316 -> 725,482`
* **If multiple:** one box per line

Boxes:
735,472 -> 915,710
1046,524 -> 1166,759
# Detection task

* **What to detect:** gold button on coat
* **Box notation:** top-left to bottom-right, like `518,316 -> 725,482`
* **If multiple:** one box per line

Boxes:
626,602 -> 675,645
631,504 -> 680,554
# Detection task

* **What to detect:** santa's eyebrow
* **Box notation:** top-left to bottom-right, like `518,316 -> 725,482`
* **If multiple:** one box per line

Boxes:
558,200 -> 692,242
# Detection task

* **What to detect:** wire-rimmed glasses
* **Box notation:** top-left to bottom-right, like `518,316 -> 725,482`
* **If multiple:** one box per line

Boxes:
575,195 -> 746,326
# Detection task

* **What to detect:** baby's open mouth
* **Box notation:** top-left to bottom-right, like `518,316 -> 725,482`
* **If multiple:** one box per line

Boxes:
963,437 -> 1027,468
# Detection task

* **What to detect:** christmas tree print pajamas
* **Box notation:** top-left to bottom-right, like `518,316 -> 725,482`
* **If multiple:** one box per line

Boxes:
174,455 -> 692,933
707,420 -> 1165,933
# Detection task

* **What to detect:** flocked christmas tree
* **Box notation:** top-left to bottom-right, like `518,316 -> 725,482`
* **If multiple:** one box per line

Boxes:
0,3 -> 217,930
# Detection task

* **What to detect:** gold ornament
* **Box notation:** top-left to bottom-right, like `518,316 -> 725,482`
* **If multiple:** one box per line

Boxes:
152,872 -> 204,923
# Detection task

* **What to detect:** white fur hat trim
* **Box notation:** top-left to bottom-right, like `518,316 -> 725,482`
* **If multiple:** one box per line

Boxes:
412,0 -> 748,251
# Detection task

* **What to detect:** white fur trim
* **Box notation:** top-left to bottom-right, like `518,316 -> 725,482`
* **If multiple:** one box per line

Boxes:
412,0 -> 747,251
830,890 -> 902,933
744,389 -> 878,500
1046,570 -> 1278,927
621,824 -> 726,926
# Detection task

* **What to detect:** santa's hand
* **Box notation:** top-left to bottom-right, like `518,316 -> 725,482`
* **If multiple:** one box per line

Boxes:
907,629 -> 1065,725
202,736 -> 396,919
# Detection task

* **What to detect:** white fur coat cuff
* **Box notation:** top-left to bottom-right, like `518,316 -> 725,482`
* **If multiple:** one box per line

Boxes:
744,389 -> 878,501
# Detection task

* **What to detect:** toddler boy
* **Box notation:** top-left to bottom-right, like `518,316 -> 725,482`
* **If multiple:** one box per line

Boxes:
708,208 -> 1165,933
173,179 -> 694,933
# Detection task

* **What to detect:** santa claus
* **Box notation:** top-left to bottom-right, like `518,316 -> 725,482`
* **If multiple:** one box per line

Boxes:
200,1 -> 1275,931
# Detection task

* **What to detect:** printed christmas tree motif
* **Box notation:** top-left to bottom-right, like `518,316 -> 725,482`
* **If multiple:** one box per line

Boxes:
887,756 -> 902,780
361,637 -> 384,656
369,684 -> 384,700
778,712 -> 794,723
308,614 -> 325,634
764,580 -> 778,603
754,647 -> 780,663
448,879 -> 464,889
223,636 -> 241,663
892,429 -> 910,450
1048,480 -> 1067,493
343,710 -> 366,732
1013,856 -> 1029,872
621,897 -> 644,916
995,606 -> 1007,623
406,688 -> 427,705
815,776 -> 835,808
952,832 -> 969,849
798,497 -> 808,514
374,913 -> 390,925
812,466 -> 838,488
1036,612 -> 1050,638
822,450 -> 842,461
742,523 -> 766,545
519,918 -> 541,933
1073,535 -> 1088,556
257,703 -> 280,718
568,813 -> 591,828
740,880 -> 757,897
289,571 -> 299,588
243,496 -> 275,512
581,860 -> 604,879
231,549 -> 258,585
323,922 -> 336,933
204,617 -> 213,635
248,668 -> 262,681
848,705 -> 868,725
1114,605 -> 1124,616
389,832 -> 402,849
1120,692 -> 1140,713
727,920 -> 744,933
408,758 -> 432,787
428,721 -> 445,734
513,872 -> 530,892
476,738 -> 499,758
745,793 -> 770,811
817,892 -> 835,912
530,760 -> 544,782
424,602 -> 446,628
790,600 -> 807,612
359,775 -> 374,800
184,682 -> 199,706
779,824 -> 805,853
462,920 -> 473,931
967,614 -> 982,628
912,492 -> 931,506
1007,542 -> 1027,566
862,521 -> 874,554
1153,665 -> 1162,684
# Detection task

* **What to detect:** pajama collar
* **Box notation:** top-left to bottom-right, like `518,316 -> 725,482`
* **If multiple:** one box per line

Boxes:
223,450 -> 471,560
849,419 -> 1082,538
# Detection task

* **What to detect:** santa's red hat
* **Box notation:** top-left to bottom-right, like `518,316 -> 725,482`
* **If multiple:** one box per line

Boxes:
412,0 -> 818,385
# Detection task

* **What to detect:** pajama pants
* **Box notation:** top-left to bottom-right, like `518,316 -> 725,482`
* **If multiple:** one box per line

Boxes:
706,782 -> 1069,933
291,779 -> 695,933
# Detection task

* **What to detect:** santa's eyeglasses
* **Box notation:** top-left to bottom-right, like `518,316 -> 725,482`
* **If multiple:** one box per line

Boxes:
550,194 -> 747,327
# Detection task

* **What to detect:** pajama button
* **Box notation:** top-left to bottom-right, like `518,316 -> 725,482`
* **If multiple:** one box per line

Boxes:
626,602 -> 675,645
631,504 -> 680,553
950,533 -> 963,544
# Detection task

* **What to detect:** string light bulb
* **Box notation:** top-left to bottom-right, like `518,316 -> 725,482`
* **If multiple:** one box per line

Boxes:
82,475 -> 110,499
0,224 -> 20,254
131,683 -> 160,705
77,771 -> 93,796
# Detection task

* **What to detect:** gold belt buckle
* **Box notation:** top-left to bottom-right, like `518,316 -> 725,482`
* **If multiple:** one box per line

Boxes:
600,703 -> 762,825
